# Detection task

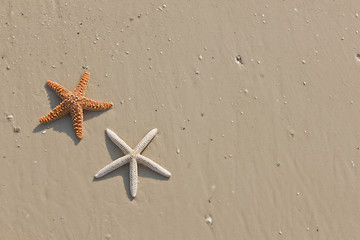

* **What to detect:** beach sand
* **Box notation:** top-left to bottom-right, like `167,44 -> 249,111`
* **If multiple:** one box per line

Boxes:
2,0 -> 360,239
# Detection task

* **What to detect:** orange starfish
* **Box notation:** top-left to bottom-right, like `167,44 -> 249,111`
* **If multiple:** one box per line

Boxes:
39,72 -> 113,138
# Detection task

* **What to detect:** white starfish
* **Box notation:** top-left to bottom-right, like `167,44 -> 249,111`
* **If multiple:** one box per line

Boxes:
95,128 -> 171,198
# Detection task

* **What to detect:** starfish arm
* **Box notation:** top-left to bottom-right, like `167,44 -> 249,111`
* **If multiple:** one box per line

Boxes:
39,101 -> 70,123
70,103 -> 84,138
106,129 -> 132,154
136,155 -> 171,178
95,155 -> 131,178
74,72 -> 90,96
46,80 -> 69,99
81,98 -> 113,111
133,128 -> 158,154
129,158 -> 138,198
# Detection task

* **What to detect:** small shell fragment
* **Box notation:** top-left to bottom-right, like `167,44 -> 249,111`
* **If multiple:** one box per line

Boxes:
205,216 -> 212,225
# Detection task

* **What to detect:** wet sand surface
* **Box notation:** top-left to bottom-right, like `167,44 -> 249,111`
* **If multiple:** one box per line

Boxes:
1,0 -> 360,239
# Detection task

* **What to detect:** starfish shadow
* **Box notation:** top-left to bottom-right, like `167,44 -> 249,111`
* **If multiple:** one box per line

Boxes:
93,165 -> 133,200
33,115 -> 81,144
33,83 -> 111,144
92,131 -> 170,200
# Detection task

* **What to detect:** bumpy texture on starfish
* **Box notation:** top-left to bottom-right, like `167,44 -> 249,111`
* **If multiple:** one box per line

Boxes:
95,128 -> 171,198
39,72 -> 113,138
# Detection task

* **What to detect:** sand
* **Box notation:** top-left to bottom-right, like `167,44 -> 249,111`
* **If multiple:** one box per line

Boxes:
2,0 -> 360,239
